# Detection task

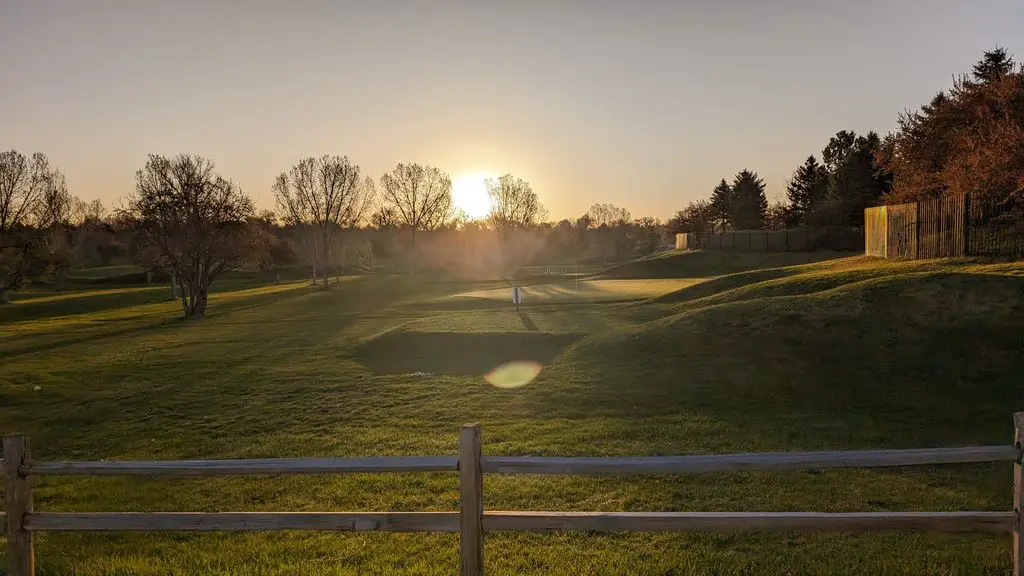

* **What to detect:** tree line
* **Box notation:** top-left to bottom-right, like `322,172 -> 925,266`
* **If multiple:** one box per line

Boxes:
3,48 -> 1018,315
0,152 -> 592,317
669,47 -> 1023,238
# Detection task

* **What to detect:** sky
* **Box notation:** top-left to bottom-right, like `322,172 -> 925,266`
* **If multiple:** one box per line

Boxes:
2,1 -> 1023,221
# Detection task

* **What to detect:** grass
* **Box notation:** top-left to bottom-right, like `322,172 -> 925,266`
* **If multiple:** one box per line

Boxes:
1,251 -> 1023,574
598,249 -> 854,279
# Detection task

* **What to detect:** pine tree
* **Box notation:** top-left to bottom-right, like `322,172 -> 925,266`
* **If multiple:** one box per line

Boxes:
972,46 -> 1015,83
785,155 -> 828,224
730,170 -> 768,230
821,130 -> 858,175
824,132 -> 887,227
709,179 -> 732,231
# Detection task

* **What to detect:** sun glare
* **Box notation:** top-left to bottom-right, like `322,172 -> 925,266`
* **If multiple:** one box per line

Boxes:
451,172 -> 493,220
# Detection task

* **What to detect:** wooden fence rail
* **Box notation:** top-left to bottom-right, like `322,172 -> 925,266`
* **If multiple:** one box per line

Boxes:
4,413 -> 1024,576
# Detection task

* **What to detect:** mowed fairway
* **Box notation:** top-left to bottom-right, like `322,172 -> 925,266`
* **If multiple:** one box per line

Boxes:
1,252 -> 1024,574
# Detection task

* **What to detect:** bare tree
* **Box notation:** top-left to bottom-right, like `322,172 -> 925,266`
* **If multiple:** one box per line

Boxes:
72,198 -> 107,225
587,203 -> 631,228
120,154 -> 255,319
486,174 -> 545,268
370,206 -> 398,230
0,151 -> 50,233
31,169 -> 73,227
0,151 -> 61,301
486,174 -> 544,232
379,163 -> 453,246
273,155 -> 374,288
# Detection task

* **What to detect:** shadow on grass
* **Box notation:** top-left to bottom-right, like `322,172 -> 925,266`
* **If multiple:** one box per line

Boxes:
518,312 -> 539,331
0,284 -> 315,360
0,317 -> 183,360
0,287 -> 171,323
357,330 -> 581,376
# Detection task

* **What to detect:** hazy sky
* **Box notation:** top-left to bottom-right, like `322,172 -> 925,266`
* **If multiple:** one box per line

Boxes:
2,1 -> 1022,220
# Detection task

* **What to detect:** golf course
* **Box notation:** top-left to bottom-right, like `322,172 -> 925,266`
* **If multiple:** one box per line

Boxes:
2,250 -> 1023,574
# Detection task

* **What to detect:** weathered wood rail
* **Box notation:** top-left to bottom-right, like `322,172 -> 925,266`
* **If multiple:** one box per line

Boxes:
4,414 -> 1024,575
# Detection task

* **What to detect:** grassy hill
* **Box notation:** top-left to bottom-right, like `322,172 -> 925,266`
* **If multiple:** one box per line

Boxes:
596,249 -> 854,279
1,252 -> 1022,574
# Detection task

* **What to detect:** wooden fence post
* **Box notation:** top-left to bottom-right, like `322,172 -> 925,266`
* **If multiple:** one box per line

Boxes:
459,424 -> 483,576
5,434 -> 34,576
1014,413 -> 1023,576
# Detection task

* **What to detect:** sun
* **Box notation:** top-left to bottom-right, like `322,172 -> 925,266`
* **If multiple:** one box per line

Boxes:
451,172 -> 493,220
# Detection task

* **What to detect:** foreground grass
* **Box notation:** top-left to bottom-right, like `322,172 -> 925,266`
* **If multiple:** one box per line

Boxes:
0,253 -> 1022,574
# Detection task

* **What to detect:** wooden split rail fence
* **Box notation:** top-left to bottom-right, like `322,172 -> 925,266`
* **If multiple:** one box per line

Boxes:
4,415 -> 1024,575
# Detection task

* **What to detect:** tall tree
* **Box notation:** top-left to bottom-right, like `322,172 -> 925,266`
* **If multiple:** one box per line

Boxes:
821,131 -> 888,226
0,151 -> 62,301
785,155 -> 829,225
972,46 -> 1015,83
0,151 -> 50,233
379,163 -> 453,246
121,154 -> 255,319
730,170 -> 768,230
709,179 -> 733,231
486,174 -> 545,269
31,168 -> 73,227
273,155 -> 374,288
486,175 -> 544,235
32,168 -> 79,284
821,130 -> 858,175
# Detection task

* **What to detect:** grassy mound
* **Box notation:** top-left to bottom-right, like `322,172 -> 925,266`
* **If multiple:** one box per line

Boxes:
597,249 -> 852,279
559,270 -> 1024,447
649,256 -> 989,312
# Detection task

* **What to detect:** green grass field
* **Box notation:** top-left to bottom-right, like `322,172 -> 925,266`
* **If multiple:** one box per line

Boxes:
1,251 -> 1023,575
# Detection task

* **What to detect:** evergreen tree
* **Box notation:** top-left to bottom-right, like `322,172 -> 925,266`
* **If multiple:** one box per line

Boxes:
709,179 -> 732,231
785,155 -> 829,224
822,131 -> 888,227
730,170 -> 768,230
821,130 -> 858,175
972,46 -> 1015,83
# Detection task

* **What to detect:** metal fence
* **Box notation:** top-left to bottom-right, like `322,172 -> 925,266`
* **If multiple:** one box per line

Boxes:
4,417 -> 1024,575
865,193 -> 1024,259
676,228 -> 862,252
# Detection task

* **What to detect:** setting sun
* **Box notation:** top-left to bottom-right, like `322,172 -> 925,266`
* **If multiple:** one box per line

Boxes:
451,172 -> 493,219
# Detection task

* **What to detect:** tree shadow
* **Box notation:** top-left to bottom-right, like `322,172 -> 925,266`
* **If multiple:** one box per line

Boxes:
0,284 -> 315,360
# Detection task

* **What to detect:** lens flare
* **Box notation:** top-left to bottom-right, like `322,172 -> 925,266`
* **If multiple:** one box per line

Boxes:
484,361 -> 542,389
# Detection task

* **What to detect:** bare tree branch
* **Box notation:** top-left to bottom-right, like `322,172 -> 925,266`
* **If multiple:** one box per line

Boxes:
379,163 -> 453,245
273,155 -> 373,288
120,154 -> 255,319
